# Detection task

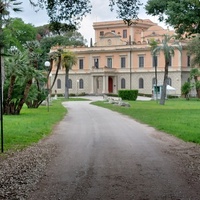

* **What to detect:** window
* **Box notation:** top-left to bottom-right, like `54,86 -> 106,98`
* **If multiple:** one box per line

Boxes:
168,55 -> 172,67
100,31 -> 104,36
123,30 -> 127,38
107,58 -> 112,68
111,30 -> 115,33
79,79 -> 84,89
68,79 -> 72,89
94,58 -> 99,68
79,59 -> 84,69
139,78 -> 144,89
57,79 -> 61,89
152,78 -> 156,87
152,55 -> 157,67
121,78 -> 126,89
187,55 -> 191,67
139,56 -> 144,68
121,57 -> 126,68
167,78 -> 172,86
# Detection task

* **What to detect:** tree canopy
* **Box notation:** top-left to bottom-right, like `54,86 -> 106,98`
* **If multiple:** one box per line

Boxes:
3,18 -> 37,50
30,0 -> 142,28
145,0 -> 200,37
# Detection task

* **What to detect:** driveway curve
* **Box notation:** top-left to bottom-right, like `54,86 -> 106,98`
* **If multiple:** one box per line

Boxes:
28,97 -> 200,200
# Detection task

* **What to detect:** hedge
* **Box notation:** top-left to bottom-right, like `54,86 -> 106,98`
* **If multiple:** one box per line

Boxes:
118,90 -> 138,101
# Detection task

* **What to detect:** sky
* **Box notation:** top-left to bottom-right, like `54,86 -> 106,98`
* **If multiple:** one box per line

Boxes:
10,0 -> 167,44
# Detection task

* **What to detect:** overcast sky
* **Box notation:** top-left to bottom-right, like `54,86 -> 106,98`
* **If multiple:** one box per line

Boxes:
10,0 -> 166,44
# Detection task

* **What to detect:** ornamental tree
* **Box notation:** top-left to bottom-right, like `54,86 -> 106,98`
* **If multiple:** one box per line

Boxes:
145,0 -> 200,37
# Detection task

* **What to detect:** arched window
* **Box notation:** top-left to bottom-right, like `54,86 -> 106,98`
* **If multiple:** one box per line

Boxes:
121,78 -> 126,89
79,79 -> 84,89
57,79 -> 61,89
152,78 -> 156,87
167,78 -> 172,86
68,79 -> 72,89
139,78 -> 144,89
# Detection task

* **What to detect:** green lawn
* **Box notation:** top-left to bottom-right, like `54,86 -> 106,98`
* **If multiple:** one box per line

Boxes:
1,97 -> 200,154
92,99 -> 200,144
2,98 -> 67,152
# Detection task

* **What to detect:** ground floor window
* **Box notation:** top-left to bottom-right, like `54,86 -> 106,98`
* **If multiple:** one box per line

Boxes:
68,79 -> 72,89
79,79 -> 84,89
57,79 -> 61,89
139,78 -> 144,88
121,78 -> 126,89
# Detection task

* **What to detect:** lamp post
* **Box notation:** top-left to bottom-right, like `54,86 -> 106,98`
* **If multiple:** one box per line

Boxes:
45,61 -> 50,111
0,57 -> 3,153
154,55 -> 158,102
76,79 -> 79,96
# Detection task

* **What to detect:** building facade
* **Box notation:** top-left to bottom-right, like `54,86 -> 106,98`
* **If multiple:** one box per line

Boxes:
50,19 -> 191,96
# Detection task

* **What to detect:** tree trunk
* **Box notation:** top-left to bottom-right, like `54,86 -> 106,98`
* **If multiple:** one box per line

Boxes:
64,68 -> 69,99
4,75 -> 16,114
15,79 -> 32,114
160,61 -> 169,105
50,56 -> 61,91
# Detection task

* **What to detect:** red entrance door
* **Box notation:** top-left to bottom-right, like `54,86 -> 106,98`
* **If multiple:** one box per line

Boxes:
108,77 -> 113,93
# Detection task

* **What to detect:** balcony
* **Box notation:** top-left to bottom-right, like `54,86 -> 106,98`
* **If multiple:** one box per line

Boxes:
91,66 -> 116,73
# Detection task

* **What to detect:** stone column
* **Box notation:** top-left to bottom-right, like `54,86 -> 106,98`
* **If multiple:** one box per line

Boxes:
102,75 -> 108,94
90,76 -> 94,94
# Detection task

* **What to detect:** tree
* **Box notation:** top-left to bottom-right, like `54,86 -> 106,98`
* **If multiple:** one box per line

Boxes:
29,0 -> 142,28
181,82 -> 191,100
145,0 -> 200,37
3,48 -> 44,114
3,18 -> 37,50
187,35 -> 200,68
190,68 -> 200,98
61,51 -> 77,99
153,35 -> 182,105
23,40 -> 47,108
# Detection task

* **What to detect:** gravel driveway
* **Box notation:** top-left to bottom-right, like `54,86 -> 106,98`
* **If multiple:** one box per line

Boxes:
1,97 -> 200,200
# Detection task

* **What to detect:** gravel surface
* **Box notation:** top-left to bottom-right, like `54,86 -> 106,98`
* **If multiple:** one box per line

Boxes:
0,136 -> 58,200
1,98 -> 200,199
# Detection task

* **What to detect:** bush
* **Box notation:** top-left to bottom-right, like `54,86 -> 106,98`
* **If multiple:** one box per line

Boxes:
104,93 -> 119,97
118,90 -> 138,101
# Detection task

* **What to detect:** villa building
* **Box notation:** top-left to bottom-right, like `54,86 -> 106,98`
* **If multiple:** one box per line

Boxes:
50,19 -> 191,96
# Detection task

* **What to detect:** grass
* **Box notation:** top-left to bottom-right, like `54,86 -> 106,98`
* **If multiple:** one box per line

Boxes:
2,96 -> 200,154
92,99 -> 200,144
2,98 -> 67,153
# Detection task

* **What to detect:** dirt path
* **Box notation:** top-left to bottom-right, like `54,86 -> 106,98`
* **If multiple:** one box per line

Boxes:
28,100 -> 200,200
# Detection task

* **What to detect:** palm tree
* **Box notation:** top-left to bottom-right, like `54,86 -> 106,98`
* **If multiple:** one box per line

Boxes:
153,35 -> 182,105
61,51 -> 77,99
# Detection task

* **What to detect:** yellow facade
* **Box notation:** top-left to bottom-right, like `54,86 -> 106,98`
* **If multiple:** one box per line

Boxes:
50,19 -> 190,96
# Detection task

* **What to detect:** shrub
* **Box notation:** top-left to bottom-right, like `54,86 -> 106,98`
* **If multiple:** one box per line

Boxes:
118,90 -> 138,100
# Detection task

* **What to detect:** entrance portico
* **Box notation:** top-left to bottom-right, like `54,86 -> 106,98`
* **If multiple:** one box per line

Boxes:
91,74 -> 117,94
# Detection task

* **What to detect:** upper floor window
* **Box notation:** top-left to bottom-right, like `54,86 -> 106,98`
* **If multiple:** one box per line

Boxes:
107,57 -> 112,68
152,55 -> 158,67
187,55 -> 191,67
57,79 -> 61,89
123,30 -> 127,38
139,56 -> 144,68
121,78 -> 126,89
79,59 -> 84,69
139,78 -> 144,89
68,79 -> 72,89
100,31 -> 104,36
94,58 -> 99,68
121,57 -> 126,68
